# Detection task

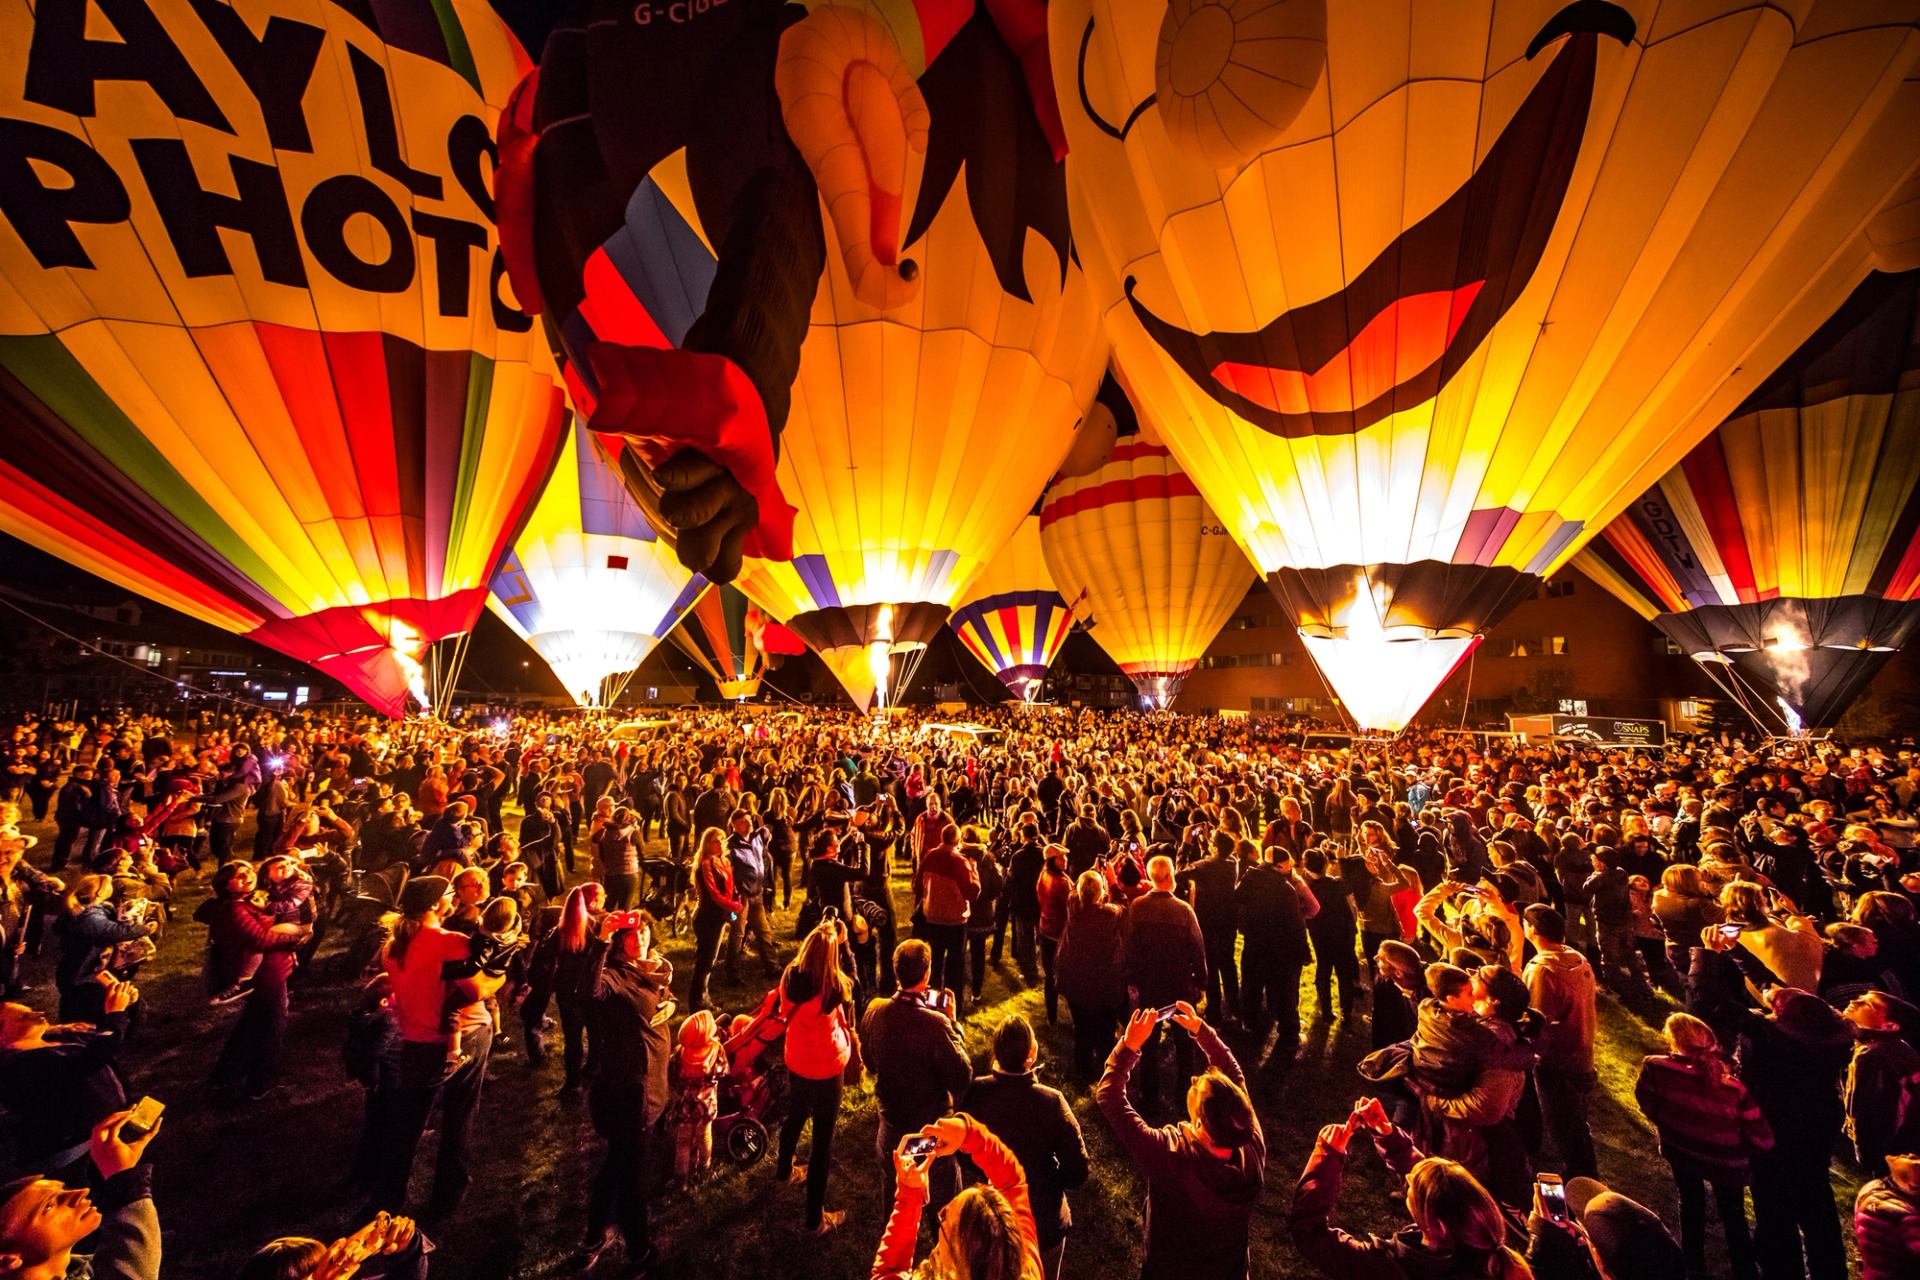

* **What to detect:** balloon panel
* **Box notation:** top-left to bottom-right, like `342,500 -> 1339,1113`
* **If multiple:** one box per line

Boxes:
488,420 -> 703,704
1039,436 -> 1255,699
950,514 -> 1075,693
0,0 -> 565,715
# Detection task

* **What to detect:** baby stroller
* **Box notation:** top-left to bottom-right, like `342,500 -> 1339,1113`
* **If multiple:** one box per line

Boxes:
711,988 -> 791,1166
642,857 -> 697,939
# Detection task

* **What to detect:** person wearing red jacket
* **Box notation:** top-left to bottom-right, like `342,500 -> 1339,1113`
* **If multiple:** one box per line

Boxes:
689,828 -> 742,1014
198,861 -> 308,1102
914,826 -> 980,1012
775,918 -> 859,1236
872,1113 -> 1041,1280
1034,847 -> 1072,1024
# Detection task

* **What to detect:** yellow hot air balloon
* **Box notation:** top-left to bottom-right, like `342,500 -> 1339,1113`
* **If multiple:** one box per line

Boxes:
488,422 -> 704,706
494,2 -> 1108,712
950,513 -> 1077,700
1039,379 -> 1256,705
1054,0 -> 1920,731
1576,269 -> 1920,731
0,0 -> 565,717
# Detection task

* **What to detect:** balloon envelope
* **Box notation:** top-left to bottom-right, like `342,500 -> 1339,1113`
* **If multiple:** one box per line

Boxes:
0,0 -> 565,716
1053,0 -> 1920,729
669,581 -> 783,701
1576,269 -> 1920,729
489,421 -> 704,705
1039,383 -> 1256,705
950,514 -> 1076,700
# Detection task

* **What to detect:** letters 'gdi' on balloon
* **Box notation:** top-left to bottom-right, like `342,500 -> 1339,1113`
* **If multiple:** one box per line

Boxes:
0,0 -> 566,717
1039,373 -> 1257,707
1055,0 -> 1920,732
1577,269 -> 1920,732
494,0 -> 1108,711
489,420 -> 706,707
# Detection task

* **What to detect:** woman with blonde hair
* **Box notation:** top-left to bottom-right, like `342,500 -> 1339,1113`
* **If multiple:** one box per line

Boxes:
689,826 -> 741,1013
1053,869 -> 1126,1079
1719,879 -> 1824,991
1634,1012 -> 1770,1279
873,1114 -> 1040,1280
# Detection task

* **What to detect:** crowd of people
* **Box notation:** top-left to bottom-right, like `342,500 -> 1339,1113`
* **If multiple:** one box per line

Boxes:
0,696 -> 1914,1278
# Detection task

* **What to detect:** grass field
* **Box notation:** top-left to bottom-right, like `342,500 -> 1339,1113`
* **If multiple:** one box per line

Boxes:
12,812 -> 1865,1278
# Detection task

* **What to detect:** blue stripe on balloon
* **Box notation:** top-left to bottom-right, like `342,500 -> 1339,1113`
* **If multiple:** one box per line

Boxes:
573,421 -> 656,542
654,574 -> 710,639
792,555 -> 841,610
602,178 -> 717,348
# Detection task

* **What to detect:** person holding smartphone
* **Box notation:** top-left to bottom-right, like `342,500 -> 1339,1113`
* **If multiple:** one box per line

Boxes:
1097,1001 -> 1263,1280
0,1106 -> 161,1280
859,940 -> 970,1210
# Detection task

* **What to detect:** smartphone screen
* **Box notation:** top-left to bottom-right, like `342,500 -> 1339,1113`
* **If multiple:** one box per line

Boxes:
902,1136 -> 938,1160
1155,1005 -> 1181,1022
1537,1174 -> 1568,1222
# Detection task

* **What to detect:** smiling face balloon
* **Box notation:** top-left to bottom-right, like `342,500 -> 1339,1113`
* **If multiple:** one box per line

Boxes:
1054,0 -> 1920,731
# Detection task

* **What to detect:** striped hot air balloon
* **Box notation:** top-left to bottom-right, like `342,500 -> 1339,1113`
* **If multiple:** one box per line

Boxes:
1576,270 -> 1920,730
488,421 -> 704,706
950,514 -> 1074,700
1039,377 -> 1255,705
670,582 -> 787,701
0,0 -> 565,716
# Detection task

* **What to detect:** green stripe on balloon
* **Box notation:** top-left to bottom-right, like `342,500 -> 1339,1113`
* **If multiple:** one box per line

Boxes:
426,0 -> 482,94
0,333 -> 299,608
446,351 -> 495,586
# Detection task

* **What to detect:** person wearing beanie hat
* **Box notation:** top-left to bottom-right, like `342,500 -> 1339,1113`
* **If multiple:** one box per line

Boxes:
1739,986 -> 1853,1280
368,872 -> 500,1221
1555,1177 -> 1687,1280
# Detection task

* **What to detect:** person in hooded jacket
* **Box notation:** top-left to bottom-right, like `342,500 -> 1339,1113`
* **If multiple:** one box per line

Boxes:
1854,1151 -> 1920,1280
1097,1003 -> 1264,1280
963,1014 -> 1089,1280
1737,986 -> 1853,1280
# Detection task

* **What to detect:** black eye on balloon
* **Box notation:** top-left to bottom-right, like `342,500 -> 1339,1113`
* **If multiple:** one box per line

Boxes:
1527,0 -> 1637,60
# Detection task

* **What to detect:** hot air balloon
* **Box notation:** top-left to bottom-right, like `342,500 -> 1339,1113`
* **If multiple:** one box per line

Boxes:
1053,0 -> 1920,732
950,514 -> 1076,700
669,582 -> 797,702
1575,269 -> 1920,731
488,421 -> 704,706
0,0 -> 565,717
494,1 -> 1108,711
1039,377 -> 1256,705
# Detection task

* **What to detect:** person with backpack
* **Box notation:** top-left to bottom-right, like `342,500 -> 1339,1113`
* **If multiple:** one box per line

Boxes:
1634,1012 -> 1772,1280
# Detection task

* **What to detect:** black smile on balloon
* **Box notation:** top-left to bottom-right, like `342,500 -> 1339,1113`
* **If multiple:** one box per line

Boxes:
1125,4 -> 1633,440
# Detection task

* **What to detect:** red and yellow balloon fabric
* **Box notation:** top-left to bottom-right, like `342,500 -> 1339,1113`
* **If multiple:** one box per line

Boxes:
0,0 -> 565,716
1040,385 -> 1256,705
1054,0 -> 1920,730
488,421 -> 705,706
669,581 -> 802,702
949,513 -> 1076,700
495,0 -> 1108,711
1577,269 -> 1920,728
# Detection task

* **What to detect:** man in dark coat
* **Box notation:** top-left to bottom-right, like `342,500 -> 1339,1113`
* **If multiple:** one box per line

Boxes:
965,1014 -> 1089,1278
1234,846 -> 1317,1063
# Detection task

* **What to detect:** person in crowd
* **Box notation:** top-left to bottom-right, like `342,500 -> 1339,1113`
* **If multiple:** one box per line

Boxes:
1234,842 -> 1316,1066
963,1015 -> 1089,1280
200,860 -> 308,1101
0,983 -> 135,1178
1290,1096 -> 1532,1280
526,881 -> 605,1090
1633,1012 -> 1771,1280
688,827 -> 740,1015
1843,990 -> 1920,1177
871,1114 -> 1040,1280
1854,1150 -> 1920,1280
576,911 -> 672,1274
53,876 -> 154,1025
775,917 -> 859,1236
1302,847 -> 1360,1020
592,805 -> 640,911
1054,870 -> 1127,1080
1521,906 -> 1599,1180
238,1212 -> 425,1280
1035,845 -> 1073,1026
1738,985 -> 1853,1280
368,876 -> 499,1221
668,1010 -> 728,1186
1097,1003 -> 1264,1279
0,830 -> 60,999
1720,880 -> 1825,993
0,1107 -> 161,1280
1123,856 -> 1211,1108
1176,831 -> 1243,1027
860,939 -> 970,1207
915,824 -> 980,1013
